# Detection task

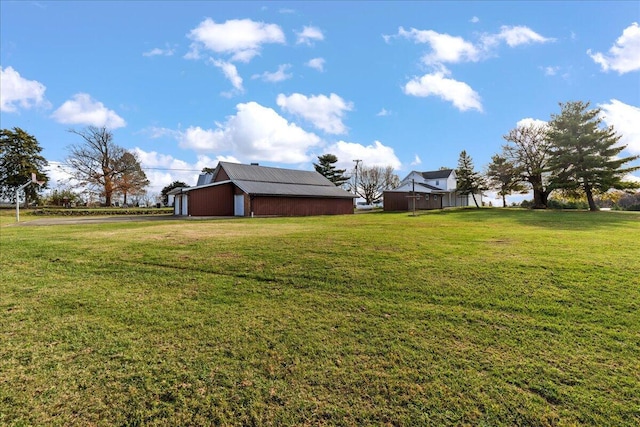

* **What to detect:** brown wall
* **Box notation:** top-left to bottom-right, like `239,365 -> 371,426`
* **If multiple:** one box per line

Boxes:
188,183 -> 234,216
383,192 -> 443,211
251,196 -> 354,216
214,168 -> 230,182
189,181 -> 354,217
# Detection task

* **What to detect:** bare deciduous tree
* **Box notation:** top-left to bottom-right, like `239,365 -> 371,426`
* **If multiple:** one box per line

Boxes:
65,126 -> 130,206
354,164 -> 399,205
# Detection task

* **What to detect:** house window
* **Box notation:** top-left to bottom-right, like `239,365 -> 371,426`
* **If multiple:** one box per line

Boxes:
435,180 -> 440,186
434,195 -> 438,200
425,194 -> 429,200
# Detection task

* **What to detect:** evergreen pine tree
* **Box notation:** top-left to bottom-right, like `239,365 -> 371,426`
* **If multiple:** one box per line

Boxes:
0,127 -> 49,205
313,154 -> 349,186
456,150 -> 487,208
546,101 -> 639,211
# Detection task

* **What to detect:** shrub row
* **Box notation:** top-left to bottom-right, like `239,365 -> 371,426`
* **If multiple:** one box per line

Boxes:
31,208 -> 173,216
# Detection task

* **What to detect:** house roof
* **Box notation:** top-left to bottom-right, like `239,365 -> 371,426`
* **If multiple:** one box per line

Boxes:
185,162 -> 355,199
420,169 -> 454,180
386,181 -> 447,193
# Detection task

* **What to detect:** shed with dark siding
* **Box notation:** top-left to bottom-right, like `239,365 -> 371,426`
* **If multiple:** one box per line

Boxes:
173,162 -> 355,217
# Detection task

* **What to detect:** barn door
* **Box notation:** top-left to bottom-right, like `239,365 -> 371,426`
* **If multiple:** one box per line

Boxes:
234,194 -> 244,216
181,195 -> 188,216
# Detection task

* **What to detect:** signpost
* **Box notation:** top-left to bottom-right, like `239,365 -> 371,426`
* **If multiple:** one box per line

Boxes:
16,173 -> 45,222
406,179 -> 421,216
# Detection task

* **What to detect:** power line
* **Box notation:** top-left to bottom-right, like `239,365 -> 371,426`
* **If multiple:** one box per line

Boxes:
140,167 -> 202,171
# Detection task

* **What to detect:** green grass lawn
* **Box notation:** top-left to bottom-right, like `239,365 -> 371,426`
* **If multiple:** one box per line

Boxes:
1,209 -> 639,426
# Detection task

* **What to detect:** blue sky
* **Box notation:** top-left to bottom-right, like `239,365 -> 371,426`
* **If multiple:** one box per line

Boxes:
2,1 -> 639,201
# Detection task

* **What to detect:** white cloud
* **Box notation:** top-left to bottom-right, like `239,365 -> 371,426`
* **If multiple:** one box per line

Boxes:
404,71 -> 483,112
397,27 -> 481,65
516,117 -> 548,128
51,93 -> 126,128
143,44 -> 175,57
390,24 -> 555,67
145,126 -> 181,139
599,99 -> 640,155
210,59 -> 244,93
376,108 -> 390,117
252,64 -> 293,82
388,25 -> 553,65
179,126 -> 226,152
0,66 -> 48,112
470,16 -> 480,24
276,93 -> 353,134
296,26 -> 324,45
543,66 -> 560,76
327,140 -> 402,170
131,149 -> 222,192
215,155 -> 241,164
306,57 -> 325,72
178,102 -> 321,163
483,25 -> 555,48
411,155 -> 422,166
623,173 -> 640,183
390,25 -> 552,112
588,22 -> 640,74
187,18 -> 285,63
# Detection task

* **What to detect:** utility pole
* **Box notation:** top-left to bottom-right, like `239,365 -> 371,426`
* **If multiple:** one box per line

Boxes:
412,178 -> 416,216
352,159 -> 362,204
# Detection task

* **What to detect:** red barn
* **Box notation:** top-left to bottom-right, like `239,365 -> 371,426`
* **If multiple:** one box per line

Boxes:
171,162 -> 355,217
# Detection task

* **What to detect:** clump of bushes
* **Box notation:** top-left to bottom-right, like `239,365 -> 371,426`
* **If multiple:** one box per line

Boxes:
546,198 -> 589,210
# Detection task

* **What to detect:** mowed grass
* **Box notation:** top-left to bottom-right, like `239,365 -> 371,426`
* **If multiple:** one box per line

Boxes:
1,209 -> 639,426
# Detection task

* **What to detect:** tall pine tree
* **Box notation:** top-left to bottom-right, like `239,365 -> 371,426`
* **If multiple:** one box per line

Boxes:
546,101 -> 639,211
456,150 -> 487,208
313,154 -> 349,186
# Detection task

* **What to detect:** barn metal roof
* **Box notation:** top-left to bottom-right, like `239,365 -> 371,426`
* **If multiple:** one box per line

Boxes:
181,162 -> 355,198
234,181 -> 355,199
220,162 -> 333,186
233,180 -> 355,198
196,173 -> 214,186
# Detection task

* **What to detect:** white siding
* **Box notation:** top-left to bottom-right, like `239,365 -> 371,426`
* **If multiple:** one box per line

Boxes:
446,172 -> 457,191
